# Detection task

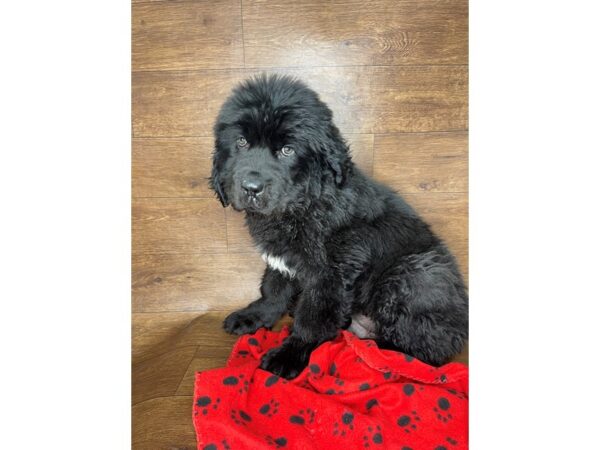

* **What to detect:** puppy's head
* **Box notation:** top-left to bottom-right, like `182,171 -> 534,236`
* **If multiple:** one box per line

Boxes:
210,74 -> 350,214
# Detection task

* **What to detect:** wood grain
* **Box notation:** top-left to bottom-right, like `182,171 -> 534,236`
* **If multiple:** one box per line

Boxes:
243,0 -> 467,67
133,312 -> 201,362
132,396 -> 196,449
132,253 -> 265,312
132,137 -> 214,198
133,345 -> 197,405
373,132 -> 468,193
132,66 -> 467,137
132,198 -> 227,254
133,0 -> 244,71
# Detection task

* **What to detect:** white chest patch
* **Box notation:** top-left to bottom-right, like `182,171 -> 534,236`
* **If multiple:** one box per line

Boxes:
261,253 -> 296,278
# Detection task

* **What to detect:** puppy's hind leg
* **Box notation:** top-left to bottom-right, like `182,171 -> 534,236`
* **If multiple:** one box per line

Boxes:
223,267 -> 297,335
370,251 -> 468,366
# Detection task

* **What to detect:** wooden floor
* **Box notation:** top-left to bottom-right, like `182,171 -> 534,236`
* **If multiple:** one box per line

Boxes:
132,0 -> 468,448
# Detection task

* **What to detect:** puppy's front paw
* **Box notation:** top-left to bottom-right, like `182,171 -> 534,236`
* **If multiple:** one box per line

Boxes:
223,308 -> 267,335
260,338 -> 310,380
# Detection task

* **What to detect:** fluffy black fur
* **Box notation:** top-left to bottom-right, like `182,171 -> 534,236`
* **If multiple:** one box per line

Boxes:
210,74 -> 468,379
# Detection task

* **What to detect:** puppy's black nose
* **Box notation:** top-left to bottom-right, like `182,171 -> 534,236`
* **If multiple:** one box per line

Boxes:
242,178 -> 264,195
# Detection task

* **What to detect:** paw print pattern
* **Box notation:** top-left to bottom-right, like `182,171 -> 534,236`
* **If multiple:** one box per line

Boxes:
265,375 -> 280,387
434,373 -> 448,383
446,437 -> 459,446
236,374 -> 250,393
259,399 -> 280,417
289,408 -> 315,426
445,388 -> 467,400
333,411 -> 355,437
237,350 -> 250,359
365,399 -> 379,411
328,363 -> 338,376
396,411 -> 421,433
433,397 -> 453,422
265,435 -> 288,448
196,396 -> 221,416
362,425 -> 383,447
222,375 -> 239,386
403,384 -> 415,396
229,409 -> 252,426
309,364 -> 321,375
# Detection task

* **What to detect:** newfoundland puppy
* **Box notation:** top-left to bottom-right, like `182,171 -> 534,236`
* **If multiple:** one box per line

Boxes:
210,74 -> 468,379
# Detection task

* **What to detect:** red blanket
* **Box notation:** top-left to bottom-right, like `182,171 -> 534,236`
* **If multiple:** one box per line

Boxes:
193,328 -> 468,450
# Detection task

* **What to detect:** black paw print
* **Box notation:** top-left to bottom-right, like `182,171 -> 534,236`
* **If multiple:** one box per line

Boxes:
289,407 -> 315,426
202,440 -> 231,450
402,384 -> 415,396
248,337 -> 261,348
265,375 -> 280,387
403,354 -> 415,362
265,435 -> 287,448
309,364 -> 322,376
196,396 -> 221,416
446,436 -> 459,446
396,411 -> 421,433
259,399 -> 280,417
365,398 -> 379,411
433,397 -> 453,422
237,350 -> 250,359
445,388 -> 467,400
229,409 -> 252,426
222,375 -> 239,386
328,363 -> 338,376
236,374 -> 250,393
362,424 -> 383,447
333,411 -> 355,437
434,373 -> 448,383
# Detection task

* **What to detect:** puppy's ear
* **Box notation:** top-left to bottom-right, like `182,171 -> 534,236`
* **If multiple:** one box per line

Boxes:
323,129 -> 351,186
209,151 -> 229,207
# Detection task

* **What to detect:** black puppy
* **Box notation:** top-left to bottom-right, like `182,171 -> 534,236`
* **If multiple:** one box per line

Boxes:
210,74 -> 468,379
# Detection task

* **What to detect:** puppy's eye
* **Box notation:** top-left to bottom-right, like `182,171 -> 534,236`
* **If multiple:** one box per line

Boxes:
280,146 -> 295,157
236,137 -> 248,148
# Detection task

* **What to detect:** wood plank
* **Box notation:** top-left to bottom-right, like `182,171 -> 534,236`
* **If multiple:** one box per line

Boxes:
132,137 -> 214,198
132,396 -> 196,449
373,132 -> 468,193
133,312 -> 201,362
133,0 -> 244,71
132,70 -> 248,138
132,66 -> 467,137
132,253 -> 265,312
367,66 -> 467,133
243,0 -> 467,67
132,198 -> 227,254
133,345 -> 198,405
133,312 -> 245,365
